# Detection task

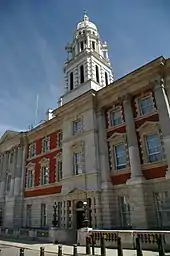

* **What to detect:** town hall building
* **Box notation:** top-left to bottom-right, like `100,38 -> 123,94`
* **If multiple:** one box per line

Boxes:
0,13 -> 170,243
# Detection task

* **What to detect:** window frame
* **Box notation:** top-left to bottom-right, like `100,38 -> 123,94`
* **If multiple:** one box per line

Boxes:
73,151 -> 83,175
114,143 -> 127,170
108,133 -> 129,172
118,196 -> 131,229
145,133 -> 162,163
71,141 -> 85,176
109,108 -> 123,128
27,169 -> 34,188
137,121 -> 165,165
41,203 -> 47,227
42,137 -> 50,153
26,204 -> 32,228
57,132 -> 63,148
73,118 -> 83,135
41,166 -> 49,185
135,93 -> 156,118
29,143 -> 36,158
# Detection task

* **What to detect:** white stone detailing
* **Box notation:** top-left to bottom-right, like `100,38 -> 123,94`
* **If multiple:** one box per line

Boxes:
0,181 -> 5,199
14,177 -> 21,196
9,178 -> 15,197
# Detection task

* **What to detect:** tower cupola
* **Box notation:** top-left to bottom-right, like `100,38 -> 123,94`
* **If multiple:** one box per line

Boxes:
61,11 -> 114,105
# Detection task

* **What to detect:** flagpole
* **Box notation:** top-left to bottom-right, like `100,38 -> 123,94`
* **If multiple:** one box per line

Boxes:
35,94 -> 39,125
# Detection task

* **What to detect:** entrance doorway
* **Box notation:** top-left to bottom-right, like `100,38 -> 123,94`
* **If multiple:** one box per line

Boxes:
76,201 -> 84,230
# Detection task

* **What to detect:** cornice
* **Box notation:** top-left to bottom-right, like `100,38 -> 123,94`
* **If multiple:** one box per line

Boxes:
97,56 -> 165,108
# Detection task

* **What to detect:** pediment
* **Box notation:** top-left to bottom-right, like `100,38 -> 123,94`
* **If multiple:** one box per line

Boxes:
26,162 -> 36,170
0,130 -> 19,145
39,157 -> 49,166
137,121 -> 159,133
107,132 -> 126,142
54,152 -> 62,159
68,187 -> 86,195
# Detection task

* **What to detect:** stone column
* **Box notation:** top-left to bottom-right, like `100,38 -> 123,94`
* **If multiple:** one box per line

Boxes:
14,146 -> 22,196
123,95 -> 148,228
20,145 -> 26,195
123,95 -> 144,184
97,109 -> 114,228
153,78 -> 170,178
9,148 -> 17,197
0,153 -> 8,199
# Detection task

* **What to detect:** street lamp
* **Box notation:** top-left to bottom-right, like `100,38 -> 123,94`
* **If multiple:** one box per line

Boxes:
83,201 -> 89,228
52,202 -> 58,227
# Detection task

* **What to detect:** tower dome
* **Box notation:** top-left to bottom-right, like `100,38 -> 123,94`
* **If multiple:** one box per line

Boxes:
76,11 -> 98,32
61,11 -> 114,105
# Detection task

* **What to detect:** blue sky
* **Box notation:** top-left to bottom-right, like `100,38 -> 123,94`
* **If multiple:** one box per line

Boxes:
0,0 -> 169,136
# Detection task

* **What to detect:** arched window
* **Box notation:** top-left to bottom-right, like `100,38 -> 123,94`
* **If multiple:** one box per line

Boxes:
105,72 -> 108,86
95,65 -> 99,83
80,42 -> 84,51
92,41 -> 95,50
70,72 -> 74,90
80,65 -> 84,84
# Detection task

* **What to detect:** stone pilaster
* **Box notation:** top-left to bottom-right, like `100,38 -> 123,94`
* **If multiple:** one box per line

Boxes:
0,153 -> 8,199
20,145 -> 26,195
9,148 -> 17,197
97,109 -> 114,228
153,78 -> 170,178
123,95 -> 144,184
14,146 -> 22,196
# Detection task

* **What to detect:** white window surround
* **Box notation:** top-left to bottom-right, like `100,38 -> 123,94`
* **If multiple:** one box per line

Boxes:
41,203 -> 47,227
135,92 -> 156,118
42,137 -> 50,153
57,132 -> 63,148
108,107 -> 123,128
145,134 -> 162,163
118,196 -> 131,228
26,162 -> 35,188
39,158 -> 50,185
154,191 -> 170,228
107,132 -> 129,171
114,143 -> 127,170
71,141 -> 85,175
54,153 -> 62,182
72,117 -> 83,135
29,143 -> 36,158
137,121 -> 165,164
6,172 -> 11,192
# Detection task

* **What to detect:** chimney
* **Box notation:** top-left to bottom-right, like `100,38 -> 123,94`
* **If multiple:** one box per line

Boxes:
46,108 -> 53,120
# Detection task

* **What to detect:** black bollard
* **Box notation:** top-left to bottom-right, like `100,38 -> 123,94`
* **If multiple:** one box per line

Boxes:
100,235 -> 106,256
91,235 -> 95,255
19,248 -> 24,256
136,237 -> 143,256
86,236 -> 91,255
58,245 -> 63,256
40,247 -> 45,256
157,236 -> 165,256
117,237 -> 123,256
73,244 -> 78,256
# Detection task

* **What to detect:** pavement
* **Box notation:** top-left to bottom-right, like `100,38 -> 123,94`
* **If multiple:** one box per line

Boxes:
0,238 -> 166,256
0,245 -> 55,255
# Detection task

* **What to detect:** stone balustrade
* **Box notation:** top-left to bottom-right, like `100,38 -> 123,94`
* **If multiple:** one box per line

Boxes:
88,230 -> 170,250
1,227 -> 170,251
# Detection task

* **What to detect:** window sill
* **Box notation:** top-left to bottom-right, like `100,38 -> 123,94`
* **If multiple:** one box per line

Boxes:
111,168 -> 130,175
107,123 -> 125,132
142,160 -> 167,170
134,110 -> 158,121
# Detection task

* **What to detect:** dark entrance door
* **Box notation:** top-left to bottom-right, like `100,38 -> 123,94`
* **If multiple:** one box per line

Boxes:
76,201 -> 84,230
